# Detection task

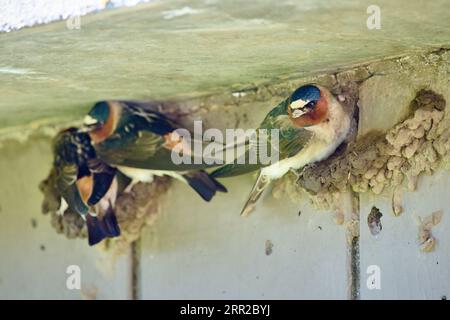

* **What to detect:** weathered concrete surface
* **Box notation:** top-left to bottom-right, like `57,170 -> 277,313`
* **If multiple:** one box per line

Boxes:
0,0 -> 449,300
0,0 -> 449,129
360,170 -> 450,299
0,49 -> 447,299
358,51 -> 450,137
356,50 -> 450,299
139,176 -> 349,299
0,48 -> 447,299
0,139 -> 133,299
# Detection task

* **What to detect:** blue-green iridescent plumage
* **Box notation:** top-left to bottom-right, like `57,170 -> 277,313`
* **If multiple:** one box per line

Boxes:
211,98 -> 313,178
90,101 -> 225,171
86,101 -> 228,201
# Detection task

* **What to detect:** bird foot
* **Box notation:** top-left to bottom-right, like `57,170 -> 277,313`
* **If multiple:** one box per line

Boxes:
289,167 -> 305,179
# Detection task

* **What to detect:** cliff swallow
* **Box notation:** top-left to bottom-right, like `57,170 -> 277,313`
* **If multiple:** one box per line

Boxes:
211,84 -> 351,216
52,128 -> 121,245
82,101 -> 227,201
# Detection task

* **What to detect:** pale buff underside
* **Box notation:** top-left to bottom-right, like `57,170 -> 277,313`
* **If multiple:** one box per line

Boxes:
261,90 -> 351,180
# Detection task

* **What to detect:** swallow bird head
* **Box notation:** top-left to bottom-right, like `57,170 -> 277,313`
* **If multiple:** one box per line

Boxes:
82,101 -> 110,131
288,84 -> 330,127
82,101 -> 121,144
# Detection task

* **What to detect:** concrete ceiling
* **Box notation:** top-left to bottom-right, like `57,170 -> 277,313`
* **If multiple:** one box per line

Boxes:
0,0 -> 448,129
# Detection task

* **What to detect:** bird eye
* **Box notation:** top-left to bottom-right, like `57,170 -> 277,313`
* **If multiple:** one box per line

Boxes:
303,100 -> 317,110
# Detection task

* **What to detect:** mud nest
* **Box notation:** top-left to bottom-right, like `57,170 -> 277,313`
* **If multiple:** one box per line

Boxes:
39,172 -> 171,254
273,89 -> 448,211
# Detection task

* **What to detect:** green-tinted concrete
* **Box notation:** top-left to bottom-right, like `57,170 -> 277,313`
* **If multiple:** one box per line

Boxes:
0,0 -> 449,299
1,49 -> 448,299
0,0 -> 449,129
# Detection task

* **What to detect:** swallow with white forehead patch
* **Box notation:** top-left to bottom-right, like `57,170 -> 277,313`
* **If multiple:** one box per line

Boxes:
82,101 -> 227,201
211,84 -> 352,216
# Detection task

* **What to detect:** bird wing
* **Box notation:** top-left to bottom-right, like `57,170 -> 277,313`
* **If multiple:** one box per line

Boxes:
55,161 -> 78,189
240,170 -> 271,216
55,162 -> 90,215
95,129 -> 226,171
93,100 -> 180,161
53,129 -> 116,215
211,99 -> 313,178
95,102 -> 227,171
95,130 -> 164,164
122,101 -> 180,136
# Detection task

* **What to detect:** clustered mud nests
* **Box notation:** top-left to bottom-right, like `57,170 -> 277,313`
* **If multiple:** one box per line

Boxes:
39,172 -> 171,254
40,89 -> 447,250
273,89 -> 448,211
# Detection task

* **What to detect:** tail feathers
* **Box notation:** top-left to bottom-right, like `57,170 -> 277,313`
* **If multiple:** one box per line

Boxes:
86,206 -> 121,246
240,171 -> 270,217
87,160 -> 117,206
183,171 -> 227,202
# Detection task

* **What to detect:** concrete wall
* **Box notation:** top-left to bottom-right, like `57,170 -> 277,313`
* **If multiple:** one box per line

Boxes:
0,139 -> 132,299
0,0 -> 449,300
0,49 -> 449,299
